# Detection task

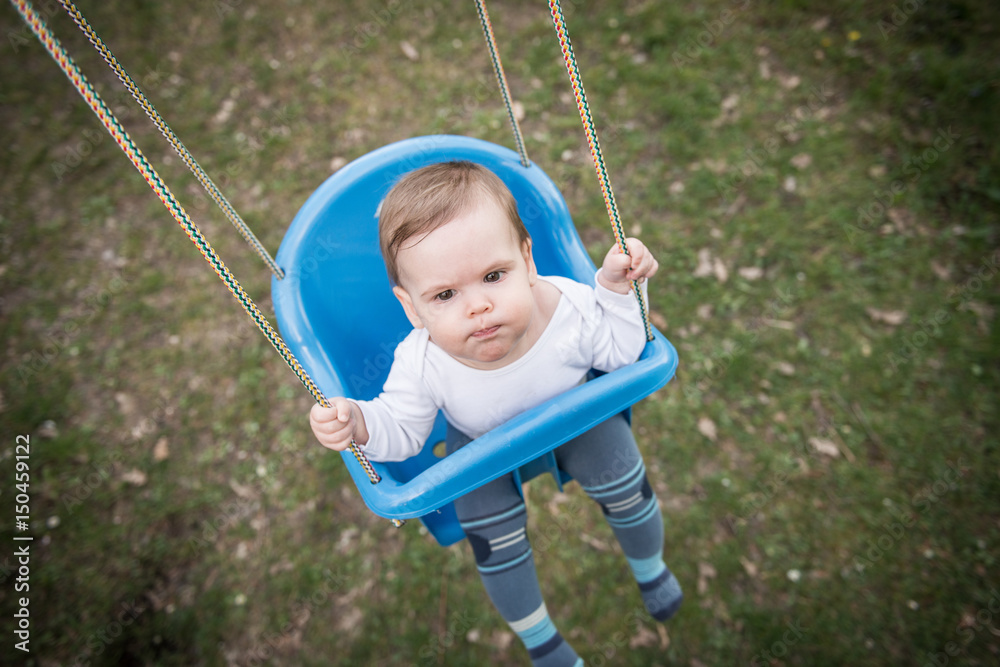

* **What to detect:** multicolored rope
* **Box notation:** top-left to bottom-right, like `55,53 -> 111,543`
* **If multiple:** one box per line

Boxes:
56,0 -> 284,280
11,0 -> 392,501
474,0 -> 530,167
548,0 -> 654,342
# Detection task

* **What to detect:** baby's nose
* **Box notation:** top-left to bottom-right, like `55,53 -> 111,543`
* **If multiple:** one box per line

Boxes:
467,293 -> 492,316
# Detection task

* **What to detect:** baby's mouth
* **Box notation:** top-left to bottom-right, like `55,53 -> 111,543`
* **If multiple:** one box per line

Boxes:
472,325 -> 500,339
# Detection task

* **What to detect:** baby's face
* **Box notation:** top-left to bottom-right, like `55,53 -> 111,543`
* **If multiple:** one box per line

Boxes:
392,200 -> 539,370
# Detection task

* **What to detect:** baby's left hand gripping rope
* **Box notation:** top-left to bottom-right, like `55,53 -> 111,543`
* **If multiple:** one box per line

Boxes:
11,0 -> 404,528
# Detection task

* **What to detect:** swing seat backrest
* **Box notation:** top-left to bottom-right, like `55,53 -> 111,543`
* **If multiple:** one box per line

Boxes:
273,135 -> 677,546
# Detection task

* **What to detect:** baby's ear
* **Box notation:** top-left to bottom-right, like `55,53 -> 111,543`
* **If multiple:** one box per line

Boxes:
521,238 -> 537,285
392,285 -> 425,329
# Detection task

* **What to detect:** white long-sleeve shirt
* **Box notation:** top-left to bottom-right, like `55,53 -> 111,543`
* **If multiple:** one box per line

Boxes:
357,272 -> 648,462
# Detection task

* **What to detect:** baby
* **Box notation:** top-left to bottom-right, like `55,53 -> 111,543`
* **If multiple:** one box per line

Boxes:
310,161 -> 682,666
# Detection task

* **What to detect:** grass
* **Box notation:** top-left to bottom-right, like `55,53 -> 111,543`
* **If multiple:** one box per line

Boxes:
1,0 -> 998,665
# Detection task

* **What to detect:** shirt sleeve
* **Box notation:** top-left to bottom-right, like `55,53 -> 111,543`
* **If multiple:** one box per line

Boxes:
355,338 -> 440,462
588,269 -> 650,372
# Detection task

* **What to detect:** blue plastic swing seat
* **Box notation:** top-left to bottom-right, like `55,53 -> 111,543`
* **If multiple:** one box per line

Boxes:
272,135 -> 678,546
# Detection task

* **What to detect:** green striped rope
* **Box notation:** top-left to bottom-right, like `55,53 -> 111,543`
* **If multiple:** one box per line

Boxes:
474,0 -> 530,167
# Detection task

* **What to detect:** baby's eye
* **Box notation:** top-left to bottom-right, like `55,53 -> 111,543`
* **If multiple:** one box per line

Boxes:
435,289 -> 456,302
484,271 -> 504,283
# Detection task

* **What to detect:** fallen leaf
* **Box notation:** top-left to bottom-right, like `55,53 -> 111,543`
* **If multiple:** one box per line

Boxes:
399,41 -> 419,61
783,175 -> 797,192
697,561 -> 717,595
153,437 -> 170,462
697,417 -> 718,442
37,420 -> 59,439
739,556 -> 759,578
335,606 -> 363,632
712,257 -> 729,283
229,479 -> 256,499
811,16 -> 831,31
581,533 -> 612,552
774,361 -> 796,376
702,158 -> 728,174
865,307 -> 907,326
114,392 -> 136,416
738,266 -> 763,281
809,437 -> 840,458
121,468 -> 147,486
693,248 -> 714,277
512,100 -> 525,122
697,304 -> 714,319
779,73 -> 801,89
930,261 -> 951,280
629,625 -> 659,649
657,624 -> 670,649
887,208 -> 912,233
790,153 -> 813,169
721,93 -> 740,111
491,630 -> 515,650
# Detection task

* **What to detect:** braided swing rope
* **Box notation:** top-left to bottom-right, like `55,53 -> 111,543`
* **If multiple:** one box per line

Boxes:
10,0 -> 393,502
548,0 -> 654,342
473,0 -> 530,167
56,0 -> 284,280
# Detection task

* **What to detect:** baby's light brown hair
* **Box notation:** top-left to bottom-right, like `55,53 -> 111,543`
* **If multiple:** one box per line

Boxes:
379,161 -> 530,285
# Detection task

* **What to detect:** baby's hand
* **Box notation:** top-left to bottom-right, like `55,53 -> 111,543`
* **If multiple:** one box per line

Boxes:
309,398 -> 369,451
598,237 -> 659,294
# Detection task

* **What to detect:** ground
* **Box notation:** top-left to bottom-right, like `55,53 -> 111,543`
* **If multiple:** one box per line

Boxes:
0,0 -> 998,665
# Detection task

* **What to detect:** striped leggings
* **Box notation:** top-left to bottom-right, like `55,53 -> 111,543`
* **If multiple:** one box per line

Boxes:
447,412 -> 676,665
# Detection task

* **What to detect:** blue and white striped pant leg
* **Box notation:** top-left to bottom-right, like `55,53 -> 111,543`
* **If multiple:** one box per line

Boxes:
447,425 -> 582,667
555,413 -> 683,621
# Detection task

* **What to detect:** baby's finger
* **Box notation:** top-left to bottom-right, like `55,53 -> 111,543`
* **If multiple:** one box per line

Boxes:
630,251 -> 658,280
602,251 -> 632,280
332,397 -> 353,423
310,402 -> 340,426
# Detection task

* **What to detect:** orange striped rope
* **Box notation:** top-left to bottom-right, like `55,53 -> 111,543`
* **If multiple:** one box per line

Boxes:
548,0 -> 653,341
57,0 -> 284,279
11,0 -> 394,503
